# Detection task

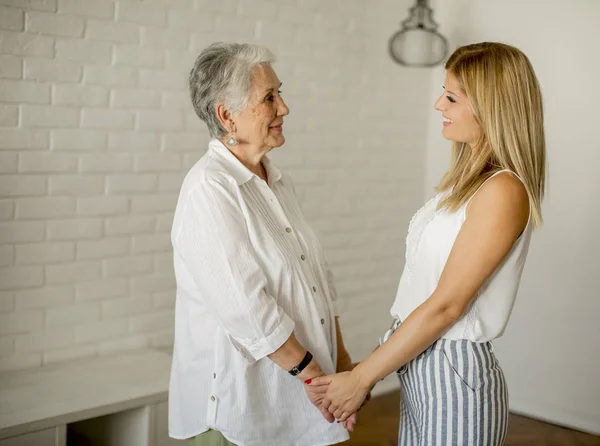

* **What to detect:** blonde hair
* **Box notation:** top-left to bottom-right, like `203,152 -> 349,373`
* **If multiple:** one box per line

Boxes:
437,42 -> 546,227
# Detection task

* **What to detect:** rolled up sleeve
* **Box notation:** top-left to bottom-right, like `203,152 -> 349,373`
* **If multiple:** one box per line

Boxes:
177,180 -> 294,362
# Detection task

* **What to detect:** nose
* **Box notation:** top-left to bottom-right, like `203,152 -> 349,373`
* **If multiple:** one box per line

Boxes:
277,96 -> 289,117
434,94 -> 445,111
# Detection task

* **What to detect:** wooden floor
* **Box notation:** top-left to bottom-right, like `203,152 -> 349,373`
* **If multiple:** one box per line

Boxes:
346,391 -> 600,446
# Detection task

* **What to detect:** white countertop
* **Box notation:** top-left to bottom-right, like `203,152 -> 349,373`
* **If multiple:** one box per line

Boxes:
0,349 -> 172,439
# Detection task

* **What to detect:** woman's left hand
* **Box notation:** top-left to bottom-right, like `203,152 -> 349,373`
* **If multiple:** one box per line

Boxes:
308,371 -> 370,422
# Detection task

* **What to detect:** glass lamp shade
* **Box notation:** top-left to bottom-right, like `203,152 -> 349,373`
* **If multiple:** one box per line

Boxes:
389,28 -> 448,67
389,0 -> 448,67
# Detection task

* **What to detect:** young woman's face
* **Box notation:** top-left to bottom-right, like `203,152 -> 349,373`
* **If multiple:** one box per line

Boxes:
434,71 -> 482,147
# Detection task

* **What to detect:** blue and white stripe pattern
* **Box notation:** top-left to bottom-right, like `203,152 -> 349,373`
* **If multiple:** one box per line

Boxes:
380,321 -> 509,445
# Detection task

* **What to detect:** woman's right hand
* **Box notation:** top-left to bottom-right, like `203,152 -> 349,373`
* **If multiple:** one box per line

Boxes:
300,362 -> 335,423
341,413 -> 357,432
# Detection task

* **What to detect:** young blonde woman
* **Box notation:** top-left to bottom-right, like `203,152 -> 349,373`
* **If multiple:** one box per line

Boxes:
309,42 -> 546,445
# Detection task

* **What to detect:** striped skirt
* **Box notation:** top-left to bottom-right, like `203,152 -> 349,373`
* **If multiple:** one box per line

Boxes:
381,322 -> 508,445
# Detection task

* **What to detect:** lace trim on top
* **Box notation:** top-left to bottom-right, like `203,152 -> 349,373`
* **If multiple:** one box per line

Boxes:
404,193 -> 444,285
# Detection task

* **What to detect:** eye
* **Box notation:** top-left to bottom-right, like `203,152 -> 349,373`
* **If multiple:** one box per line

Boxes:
447,95 -> 456,103
266,90 -> 282,102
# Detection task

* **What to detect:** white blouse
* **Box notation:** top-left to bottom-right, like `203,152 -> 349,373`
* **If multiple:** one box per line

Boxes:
168,139 -> 348,446
390,170 -> 533,342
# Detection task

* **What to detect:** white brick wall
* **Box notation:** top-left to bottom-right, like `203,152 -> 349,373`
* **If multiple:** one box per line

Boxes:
0,0 -> 430,383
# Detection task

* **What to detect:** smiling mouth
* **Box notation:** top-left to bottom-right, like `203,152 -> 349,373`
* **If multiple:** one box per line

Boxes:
270,124 -> 283,130
443,117 -> 454,124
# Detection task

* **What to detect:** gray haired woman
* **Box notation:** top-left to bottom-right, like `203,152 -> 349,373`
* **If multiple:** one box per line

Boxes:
168,43 -> 355,446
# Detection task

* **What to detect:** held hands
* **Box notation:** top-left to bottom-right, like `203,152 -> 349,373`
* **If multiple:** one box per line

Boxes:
298,360 -> 335,423
299,354 -> 362,431
303,376 -> 358,431
333,350 -> 360,431
298,365 -> 359,431
307,370 -> 371,423
337,353 -> 373,415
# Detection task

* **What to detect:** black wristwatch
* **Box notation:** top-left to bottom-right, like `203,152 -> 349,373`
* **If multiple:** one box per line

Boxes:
288,351 -> 313,376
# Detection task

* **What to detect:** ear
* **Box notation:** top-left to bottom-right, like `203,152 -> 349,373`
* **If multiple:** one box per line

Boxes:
216,102 -> 236,134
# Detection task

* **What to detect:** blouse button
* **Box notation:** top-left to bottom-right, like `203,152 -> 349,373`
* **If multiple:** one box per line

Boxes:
210,395 -> 216,402
312,286 -> 317,292
320,318 -> 325,325
285,227 -> 292,233
300,254 -> 306,261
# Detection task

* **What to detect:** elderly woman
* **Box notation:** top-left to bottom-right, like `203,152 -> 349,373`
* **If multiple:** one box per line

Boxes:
168,43 -> 354,446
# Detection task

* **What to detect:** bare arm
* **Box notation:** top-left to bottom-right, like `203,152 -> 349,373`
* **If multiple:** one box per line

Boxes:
313,173 -> 530,420
267,332 -> 324,380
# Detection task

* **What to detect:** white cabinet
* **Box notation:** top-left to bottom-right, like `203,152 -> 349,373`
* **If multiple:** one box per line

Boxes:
155,402 -> 182,446
68,406 -> 154,446
0,426 -> 65,446
0,350 -> 183,446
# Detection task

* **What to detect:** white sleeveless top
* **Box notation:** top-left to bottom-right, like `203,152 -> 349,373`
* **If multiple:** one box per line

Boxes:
390,170 -> 532,342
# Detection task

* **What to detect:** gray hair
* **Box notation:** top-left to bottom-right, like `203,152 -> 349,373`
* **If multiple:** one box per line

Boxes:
189,42 -> 277,138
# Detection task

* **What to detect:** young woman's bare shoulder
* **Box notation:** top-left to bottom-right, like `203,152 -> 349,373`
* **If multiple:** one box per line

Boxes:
468,172 -> 530,231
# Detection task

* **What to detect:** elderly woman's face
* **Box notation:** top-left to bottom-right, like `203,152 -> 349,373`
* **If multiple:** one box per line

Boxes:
234,65 -> 289,150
